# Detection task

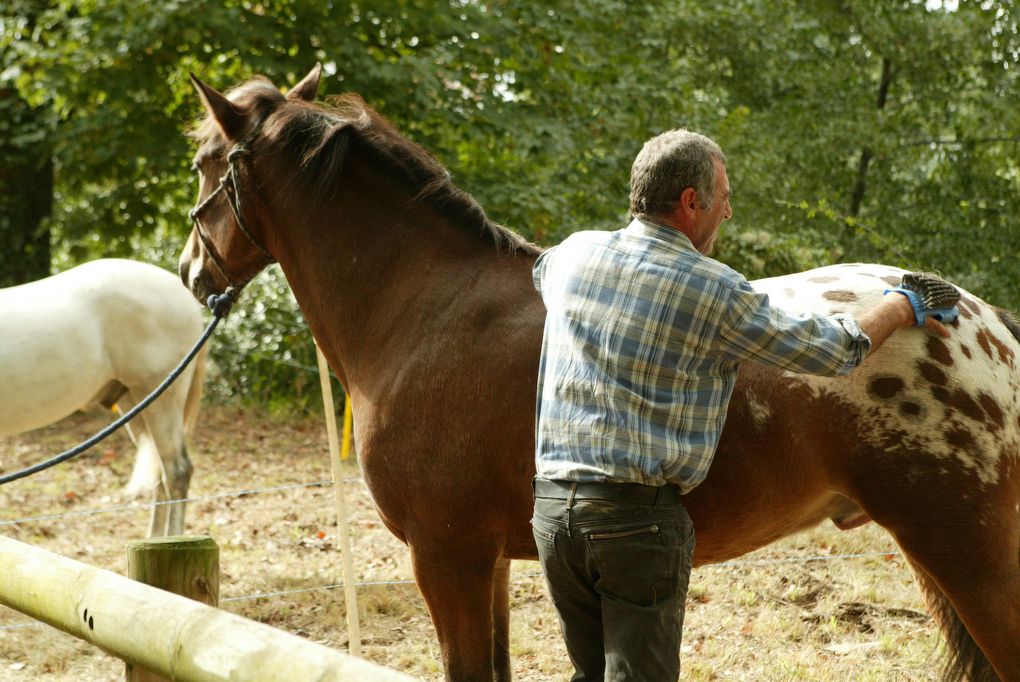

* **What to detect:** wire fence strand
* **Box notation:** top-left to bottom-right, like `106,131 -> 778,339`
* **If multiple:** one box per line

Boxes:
0,469 -> 908,637
0,478 -> 367,527
0,549 -> 906,634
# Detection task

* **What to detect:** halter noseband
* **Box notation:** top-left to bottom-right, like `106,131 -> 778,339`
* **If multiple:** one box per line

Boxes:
188,144 -> 275,290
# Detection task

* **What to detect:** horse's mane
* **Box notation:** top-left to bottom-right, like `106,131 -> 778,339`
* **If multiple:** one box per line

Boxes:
193,77 -> 540,256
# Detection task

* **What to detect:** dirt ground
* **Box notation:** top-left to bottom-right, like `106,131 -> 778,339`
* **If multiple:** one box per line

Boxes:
0,405 -> 942,680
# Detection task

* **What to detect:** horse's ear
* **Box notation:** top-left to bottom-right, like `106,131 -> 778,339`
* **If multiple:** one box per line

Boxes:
287,63 -> 322,102
189,72 -> 248,141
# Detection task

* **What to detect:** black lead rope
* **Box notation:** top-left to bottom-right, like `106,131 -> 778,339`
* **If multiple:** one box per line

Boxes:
0,291 -> 236,486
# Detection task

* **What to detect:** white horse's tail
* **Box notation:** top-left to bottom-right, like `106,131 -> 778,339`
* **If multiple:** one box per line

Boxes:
123,433 -> 162,498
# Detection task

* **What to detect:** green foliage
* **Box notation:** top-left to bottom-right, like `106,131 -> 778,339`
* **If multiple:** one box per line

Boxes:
3,0 -> 1018,408
202,267 -> 326,413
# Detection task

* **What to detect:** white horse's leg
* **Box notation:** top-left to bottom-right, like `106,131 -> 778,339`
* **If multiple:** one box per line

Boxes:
132,391 -> 193,538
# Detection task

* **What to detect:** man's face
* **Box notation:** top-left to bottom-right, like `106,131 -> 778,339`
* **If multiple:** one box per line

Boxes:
693,159 -> 732,254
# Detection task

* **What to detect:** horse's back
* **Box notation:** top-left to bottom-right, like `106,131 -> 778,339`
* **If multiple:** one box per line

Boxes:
0,258 -> 195,315
0,259 -> 204,435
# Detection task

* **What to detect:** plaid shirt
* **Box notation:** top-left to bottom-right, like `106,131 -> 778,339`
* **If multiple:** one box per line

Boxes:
533,218 -> 871,493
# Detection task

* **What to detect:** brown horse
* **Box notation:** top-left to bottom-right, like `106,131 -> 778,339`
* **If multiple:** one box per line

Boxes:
178,66 -> 1020,681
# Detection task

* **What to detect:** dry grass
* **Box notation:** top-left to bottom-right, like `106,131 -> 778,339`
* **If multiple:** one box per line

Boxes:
0,406 -> 942,680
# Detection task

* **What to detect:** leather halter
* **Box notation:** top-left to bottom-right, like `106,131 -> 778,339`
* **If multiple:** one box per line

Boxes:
188,145 -> 275,290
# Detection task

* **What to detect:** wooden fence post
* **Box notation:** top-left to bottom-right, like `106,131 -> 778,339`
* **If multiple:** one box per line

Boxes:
126,536 -> 219,681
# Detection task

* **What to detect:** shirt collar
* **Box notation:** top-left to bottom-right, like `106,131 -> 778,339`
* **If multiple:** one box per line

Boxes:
625,217 -> 697,252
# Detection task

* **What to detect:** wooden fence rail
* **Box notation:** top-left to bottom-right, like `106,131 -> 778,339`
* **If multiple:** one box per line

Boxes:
0,535 -> 414,682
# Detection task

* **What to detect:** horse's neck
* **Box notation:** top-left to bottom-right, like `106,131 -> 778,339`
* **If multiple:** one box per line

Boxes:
271,172 -> 495,392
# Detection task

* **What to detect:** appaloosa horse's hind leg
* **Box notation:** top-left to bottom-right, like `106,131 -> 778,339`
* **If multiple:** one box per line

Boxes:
410,543 -> 507,681
880,477 -> 1020,682
899,537 -> 1020,681
904,557 -> 1003,682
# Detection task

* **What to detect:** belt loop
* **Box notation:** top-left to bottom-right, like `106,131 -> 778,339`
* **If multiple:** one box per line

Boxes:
565,482 -> 577,539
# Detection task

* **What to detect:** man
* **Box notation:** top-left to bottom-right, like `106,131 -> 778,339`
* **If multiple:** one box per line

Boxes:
531,129 -> 955,681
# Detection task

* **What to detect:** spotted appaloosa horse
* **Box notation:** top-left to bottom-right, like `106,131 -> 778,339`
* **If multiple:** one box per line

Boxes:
715,264 -> 1020,682
178,66 -> 1020,681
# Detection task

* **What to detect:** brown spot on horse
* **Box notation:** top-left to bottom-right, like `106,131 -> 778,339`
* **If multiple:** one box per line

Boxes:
881,275 -> 901,287
986,328 -> 1016,367
975,328 -> 997,362
957,297 -> 980,319
823,290 -> 858,303
917,361 -> 948,387
944,426 -> 976,450
899,401 -> 922,417
868,376 -> 905,400
932,386 -> 986,424
979,393 -> 1005,429
927,336 -> 954,366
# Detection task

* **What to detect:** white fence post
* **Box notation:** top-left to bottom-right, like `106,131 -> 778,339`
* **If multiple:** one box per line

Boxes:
315,342 -> 362,656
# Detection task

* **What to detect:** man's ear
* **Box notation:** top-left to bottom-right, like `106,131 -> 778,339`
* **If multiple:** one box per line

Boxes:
190,73 -> 249,140
679,187 -> 700,217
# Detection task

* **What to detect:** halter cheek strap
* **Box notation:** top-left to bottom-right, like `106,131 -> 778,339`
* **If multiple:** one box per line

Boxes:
189,144 -> 275,290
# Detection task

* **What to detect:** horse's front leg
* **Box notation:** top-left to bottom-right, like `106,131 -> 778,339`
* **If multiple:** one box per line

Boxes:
410,542 -> 507,681
145,448 -> 192,537
138,403 -> 193,537
492,557 -> 512,682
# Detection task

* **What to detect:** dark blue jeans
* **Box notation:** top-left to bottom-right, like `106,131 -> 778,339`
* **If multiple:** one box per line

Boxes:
532,479 -> 695,682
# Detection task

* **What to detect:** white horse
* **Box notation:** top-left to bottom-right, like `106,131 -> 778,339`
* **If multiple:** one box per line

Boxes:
0,258 -> 207,536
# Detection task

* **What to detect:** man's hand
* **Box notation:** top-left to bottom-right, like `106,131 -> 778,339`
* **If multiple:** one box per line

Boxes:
860,289 -> 953,356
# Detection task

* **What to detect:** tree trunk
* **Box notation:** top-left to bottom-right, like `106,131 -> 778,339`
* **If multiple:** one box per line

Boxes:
0,87 -> 53,287
848,57 -> 892,220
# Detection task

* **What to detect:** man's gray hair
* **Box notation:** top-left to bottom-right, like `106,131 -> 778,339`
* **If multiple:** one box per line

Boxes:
629,129 -> 726,219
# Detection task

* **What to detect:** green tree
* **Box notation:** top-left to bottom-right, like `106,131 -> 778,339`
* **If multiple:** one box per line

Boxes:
690,0 -> 1020,302
2,0 -> 1017,406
